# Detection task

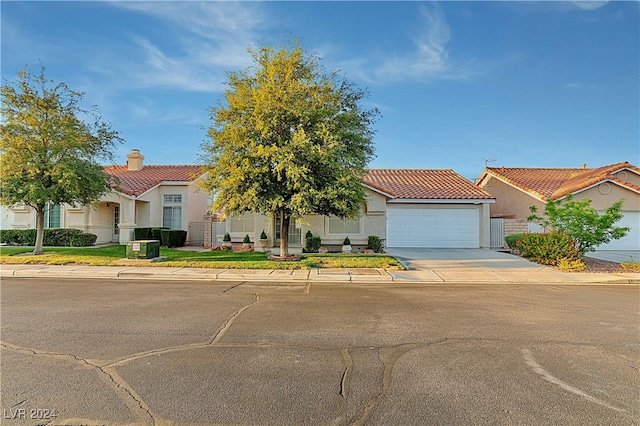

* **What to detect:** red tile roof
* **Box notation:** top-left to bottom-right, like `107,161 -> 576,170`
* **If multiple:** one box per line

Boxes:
104,165 -> 205,196
481,162 -> 640,201
364,169 -> 494,200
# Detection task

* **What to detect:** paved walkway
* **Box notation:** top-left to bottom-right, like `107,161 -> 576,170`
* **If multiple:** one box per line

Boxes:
1,258 -> 637,285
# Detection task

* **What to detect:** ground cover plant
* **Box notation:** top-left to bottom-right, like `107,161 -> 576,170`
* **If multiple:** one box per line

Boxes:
0,245 -> 404,270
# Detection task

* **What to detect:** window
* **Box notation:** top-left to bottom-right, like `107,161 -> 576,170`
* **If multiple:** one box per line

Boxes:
164,194 -> 182,204
44,203 -> 61,229
163,207 -> 182,230
328,216 -> 360,234
163,194 -> 182,230
275,217 -> 301,245
230,213 -> 254,233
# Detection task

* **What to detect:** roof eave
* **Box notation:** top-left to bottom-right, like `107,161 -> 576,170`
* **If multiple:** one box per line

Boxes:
388,198 -> 495,204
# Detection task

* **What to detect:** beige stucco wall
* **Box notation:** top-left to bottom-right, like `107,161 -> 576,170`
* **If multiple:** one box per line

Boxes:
613,170 -> 640,187
480,176 -> 545,219
572,183 -> 640,211
223,188 -> 389,252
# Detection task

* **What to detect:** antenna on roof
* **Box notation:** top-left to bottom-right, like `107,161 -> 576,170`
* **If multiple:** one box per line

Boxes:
483,158 -> 497,167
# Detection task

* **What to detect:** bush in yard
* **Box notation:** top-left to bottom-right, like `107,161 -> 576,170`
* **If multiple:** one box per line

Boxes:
367,235 -> 383,253
151,227 -> 169,241
304,236 -> 322,253
0,229 -> 22,244
160,230 -> 187,248
134,227 -> 153,240
0,228 -> 95,246
516,232 -> 580,266
43,229 -> 83,246
621,259 -> 640,272
6,229 -> 37,245
69,232 -> 98,247
505,233 -> 523,250
557,257 -> 586,272
528,195 -> 629,255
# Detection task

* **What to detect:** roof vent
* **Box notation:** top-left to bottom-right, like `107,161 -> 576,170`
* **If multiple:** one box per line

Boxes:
126,149 -> 145,171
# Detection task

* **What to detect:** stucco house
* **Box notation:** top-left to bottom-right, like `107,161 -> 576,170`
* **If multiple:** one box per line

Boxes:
6,150 -> 210,245
476,162 -> 640,250
218,169 -> 495,252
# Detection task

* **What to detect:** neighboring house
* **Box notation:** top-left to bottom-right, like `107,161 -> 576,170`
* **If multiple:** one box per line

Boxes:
476,162 -> 640,250
218,169 -> 495,252
6,149 -> 209,245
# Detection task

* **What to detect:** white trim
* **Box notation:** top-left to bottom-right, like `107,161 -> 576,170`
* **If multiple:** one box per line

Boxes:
362,183 -> 396,199
387,198 -> 494,204
558,178 -> 640,200
478,172 -> 547,202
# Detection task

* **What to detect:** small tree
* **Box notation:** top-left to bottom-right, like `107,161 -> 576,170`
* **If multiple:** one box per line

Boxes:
201,38 -> 378,257
527,195 -> 629,255
1,65 -> 123,254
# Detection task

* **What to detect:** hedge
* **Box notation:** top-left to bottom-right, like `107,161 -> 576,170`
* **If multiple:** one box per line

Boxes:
160,230 -> 187,248
516,232 -> 580,265
505,233 -> 523,250
0,228 -> 97,247
134,227 -> 153,240
151,227 -> 169,241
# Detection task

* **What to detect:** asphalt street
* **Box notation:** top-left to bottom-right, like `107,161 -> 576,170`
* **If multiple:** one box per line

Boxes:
1,277 -> 638,425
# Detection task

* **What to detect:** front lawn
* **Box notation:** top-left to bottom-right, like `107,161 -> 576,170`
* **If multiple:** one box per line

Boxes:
0,245 -> 404,270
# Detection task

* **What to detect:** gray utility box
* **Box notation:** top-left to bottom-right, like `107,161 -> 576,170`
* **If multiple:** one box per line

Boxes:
126,240 -> 160,259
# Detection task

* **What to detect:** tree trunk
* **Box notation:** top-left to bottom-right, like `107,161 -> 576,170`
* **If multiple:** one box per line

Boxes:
34,204 -> 45,255
279,210 -> 290,257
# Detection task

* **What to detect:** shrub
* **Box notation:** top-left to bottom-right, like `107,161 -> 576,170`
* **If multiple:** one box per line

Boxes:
160,230 -> 187,248
343,237 -> 351,246
0,229 -> 22,244
243,234 -> 251,244
69,232 -> 98,247
0,228 -> 96,247
367,235 -> 383,253
304,236 -> 322,253
621,259 -> 640,272
505,233 -> 523,250
223,232 -> 231,242
134,227 -> 152,240
151,227 -> 169,241
557,257 -> 586,272
43,229 -> 83,246
260,230 -> 268,240
517,232 -> 580,266
305,230 -> 313,239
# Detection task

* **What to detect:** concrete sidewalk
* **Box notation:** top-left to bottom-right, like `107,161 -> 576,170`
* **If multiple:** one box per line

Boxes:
1,263 -> 637,284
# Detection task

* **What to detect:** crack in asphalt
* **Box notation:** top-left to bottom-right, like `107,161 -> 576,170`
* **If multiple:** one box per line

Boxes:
353,343 -> 420,426
1,292 -> 261,426
339,348 -> 352,398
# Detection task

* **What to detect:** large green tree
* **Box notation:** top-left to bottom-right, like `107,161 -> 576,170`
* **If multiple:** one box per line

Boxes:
1,66 -> 123,254
201,40 -> 378,257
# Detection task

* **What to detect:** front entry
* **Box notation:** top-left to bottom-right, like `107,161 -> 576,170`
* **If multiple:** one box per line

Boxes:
112,205 -> 120,242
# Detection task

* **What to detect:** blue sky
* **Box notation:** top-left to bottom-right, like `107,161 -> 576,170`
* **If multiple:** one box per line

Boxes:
2,1 -> 638,180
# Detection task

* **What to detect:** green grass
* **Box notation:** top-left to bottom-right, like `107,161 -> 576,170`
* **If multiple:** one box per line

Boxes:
0,245 -> 404,270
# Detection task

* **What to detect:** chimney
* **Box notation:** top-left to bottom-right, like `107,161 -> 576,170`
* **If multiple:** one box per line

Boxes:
582,163 -> 587,169
127,149 -> 144,171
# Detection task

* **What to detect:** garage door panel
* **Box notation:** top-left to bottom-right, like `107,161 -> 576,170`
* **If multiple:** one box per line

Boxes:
597,212 -> 640,250
387,206 -> 479,248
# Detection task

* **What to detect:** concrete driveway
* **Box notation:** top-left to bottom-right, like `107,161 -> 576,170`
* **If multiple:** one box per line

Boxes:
385,248 -> 541,271
586,250 -> 640,263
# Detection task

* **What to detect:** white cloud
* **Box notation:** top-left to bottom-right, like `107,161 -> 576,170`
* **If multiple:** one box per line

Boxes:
334,3 -> 478,84
104,1 -> 269,92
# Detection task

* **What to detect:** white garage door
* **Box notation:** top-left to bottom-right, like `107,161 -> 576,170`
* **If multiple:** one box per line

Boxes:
387,206 -> 479,248
597,211 -> 640,250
